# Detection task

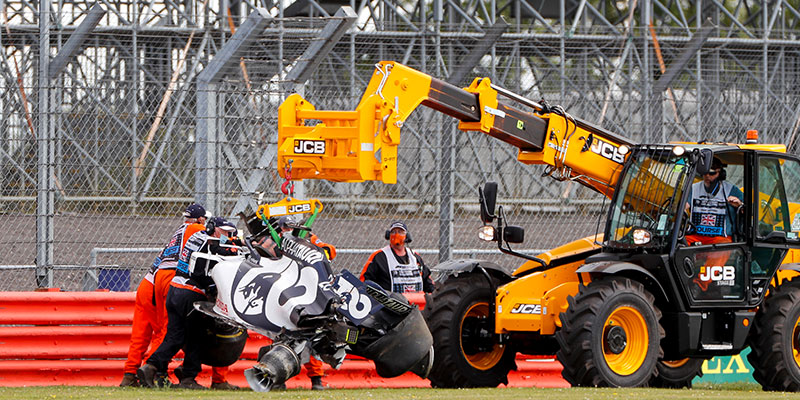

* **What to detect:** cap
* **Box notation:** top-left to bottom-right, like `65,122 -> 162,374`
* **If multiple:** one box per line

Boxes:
209,217 -> 236,232
388,221 -> 408,233
222,220 -> 237,232
183,203 -> 207,219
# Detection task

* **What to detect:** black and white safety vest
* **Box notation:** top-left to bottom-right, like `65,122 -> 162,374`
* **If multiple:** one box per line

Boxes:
690,180 -> 736,237
382,245 -> 424,293
173,230 -> 215,293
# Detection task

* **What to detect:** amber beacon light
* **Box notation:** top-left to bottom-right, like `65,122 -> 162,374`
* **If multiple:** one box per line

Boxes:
746,129 -> 758,144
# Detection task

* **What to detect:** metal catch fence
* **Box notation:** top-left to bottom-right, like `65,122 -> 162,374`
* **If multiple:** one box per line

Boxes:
1,0 -> 799,291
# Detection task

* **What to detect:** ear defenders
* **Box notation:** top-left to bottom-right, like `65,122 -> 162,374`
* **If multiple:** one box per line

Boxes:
711,158 -> 727,181
205,218 -> 216,234
385,229 -> 412,243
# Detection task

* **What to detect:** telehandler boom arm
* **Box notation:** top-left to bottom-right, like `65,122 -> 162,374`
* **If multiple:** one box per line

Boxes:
278,61 -> 633,196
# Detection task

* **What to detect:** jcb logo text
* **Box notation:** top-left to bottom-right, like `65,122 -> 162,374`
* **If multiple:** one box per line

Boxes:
698,266 -> 735,282
294,140 -> 325,154
510,303 -> 543,314
590,138 -> 624,163
288,204 -> 311,213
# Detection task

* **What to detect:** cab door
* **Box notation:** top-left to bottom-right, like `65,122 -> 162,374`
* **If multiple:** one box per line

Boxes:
672,151 -> 749,307
748,154 -> 800,303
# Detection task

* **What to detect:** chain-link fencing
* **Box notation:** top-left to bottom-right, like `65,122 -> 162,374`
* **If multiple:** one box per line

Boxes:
1,0 -> 799,291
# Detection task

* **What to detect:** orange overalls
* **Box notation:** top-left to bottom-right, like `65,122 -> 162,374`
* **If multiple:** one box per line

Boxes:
123,273 -> 157,375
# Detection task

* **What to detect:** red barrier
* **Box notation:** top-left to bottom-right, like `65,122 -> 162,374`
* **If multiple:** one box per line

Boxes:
0,292 -> 135,325
0,326 -> 271,360
0,291 -> 568,388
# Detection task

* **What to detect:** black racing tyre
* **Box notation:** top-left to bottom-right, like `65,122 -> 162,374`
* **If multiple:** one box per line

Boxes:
556,277 -> 664,387
747,276 -> 800,391
649,358 -> 704,388
422,273 -> 516,388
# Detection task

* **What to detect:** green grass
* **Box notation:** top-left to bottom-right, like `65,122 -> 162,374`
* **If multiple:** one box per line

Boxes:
2,384 -> 800,400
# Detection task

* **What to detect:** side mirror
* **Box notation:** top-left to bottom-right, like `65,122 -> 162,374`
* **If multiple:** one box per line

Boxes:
479,182 -> 498,224
764,230 -> 787,244
503,226 -> 525,244
695,149 -> 713,175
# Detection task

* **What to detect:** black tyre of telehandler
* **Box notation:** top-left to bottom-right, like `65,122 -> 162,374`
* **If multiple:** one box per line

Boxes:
748,276 -> 800,391
649,358 -> 704,388
556,277 -> 664,387
422,273 -> 516,388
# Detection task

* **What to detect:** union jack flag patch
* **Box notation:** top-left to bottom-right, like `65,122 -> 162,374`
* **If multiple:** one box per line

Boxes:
701,214 -> 716,226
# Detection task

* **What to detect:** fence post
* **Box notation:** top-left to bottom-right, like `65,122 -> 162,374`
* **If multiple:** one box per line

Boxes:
36,0 -> 53,287
438,123 -> 454,264
36,3 -> 106,288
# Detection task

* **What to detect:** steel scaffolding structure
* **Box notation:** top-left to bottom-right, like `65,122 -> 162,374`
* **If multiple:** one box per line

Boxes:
1,0 -> 799,290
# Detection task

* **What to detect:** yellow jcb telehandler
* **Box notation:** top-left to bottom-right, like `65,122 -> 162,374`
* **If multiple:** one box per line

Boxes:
276,61 -> 800,390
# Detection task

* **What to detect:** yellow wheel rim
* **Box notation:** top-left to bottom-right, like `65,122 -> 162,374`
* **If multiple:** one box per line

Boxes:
603,306 -> 649,376
793,318 -> 800,367
460,302 -> 504,370
662,358 -> 690,368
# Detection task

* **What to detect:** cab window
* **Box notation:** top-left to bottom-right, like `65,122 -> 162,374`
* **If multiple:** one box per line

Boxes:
687,152 -> 745,241
756,157 -> 800,240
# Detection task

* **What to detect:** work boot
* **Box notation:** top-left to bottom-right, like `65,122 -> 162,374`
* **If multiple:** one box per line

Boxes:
310,376 -> 327,390
136,363 -> 158,388
119,372 -> 138,387
210,381 -> 241,390
177,377 -> 207,390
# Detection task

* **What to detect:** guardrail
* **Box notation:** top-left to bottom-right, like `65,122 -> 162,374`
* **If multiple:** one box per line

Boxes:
0,291 -> 568,388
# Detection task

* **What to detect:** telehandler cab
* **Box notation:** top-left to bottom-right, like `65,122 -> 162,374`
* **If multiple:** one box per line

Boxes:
276,61 -> 800,390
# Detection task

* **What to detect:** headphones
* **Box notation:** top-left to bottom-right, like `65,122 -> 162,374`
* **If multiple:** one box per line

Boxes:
709,166 -> 727,181
711,158 -> 727,181
205,218 -> 217,234
385,228 -> 412,243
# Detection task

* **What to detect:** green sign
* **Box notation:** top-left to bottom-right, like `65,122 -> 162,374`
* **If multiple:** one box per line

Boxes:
693,347 -> 754,384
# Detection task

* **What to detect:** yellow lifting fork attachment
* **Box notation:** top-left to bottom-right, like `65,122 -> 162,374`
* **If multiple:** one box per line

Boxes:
278,61 -> 634,196
255,196 -> 323,244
